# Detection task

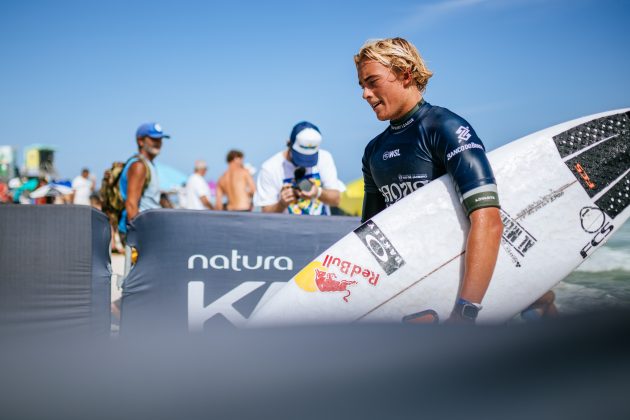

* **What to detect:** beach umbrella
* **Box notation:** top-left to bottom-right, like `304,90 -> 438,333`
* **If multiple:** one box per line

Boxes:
339,178 -> 364,217
8,177 -> 22,189
30,183 -> 72,198
155,162 -> 188,192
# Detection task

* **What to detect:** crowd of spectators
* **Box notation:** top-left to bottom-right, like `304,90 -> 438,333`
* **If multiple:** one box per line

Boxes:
0,120 -> 345,218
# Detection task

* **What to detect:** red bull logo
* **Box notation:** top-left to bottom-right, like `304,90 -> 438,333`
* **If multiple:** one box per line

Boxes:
293,256 -> 380,302
314,268 -> 357,302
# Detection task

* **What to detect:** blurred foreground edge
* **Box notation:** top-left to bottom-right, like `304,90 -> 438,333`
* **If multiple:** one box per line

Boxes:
1,309 -> 630,420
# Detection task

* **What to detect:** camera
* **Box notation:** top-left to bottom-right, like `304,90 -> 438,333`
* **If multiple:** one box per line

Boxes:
293,167 -> 314,192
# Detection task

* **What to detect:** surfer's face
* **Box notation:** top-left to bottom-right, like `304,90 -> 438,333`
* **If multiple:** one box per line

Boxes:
357,59 -> 416,121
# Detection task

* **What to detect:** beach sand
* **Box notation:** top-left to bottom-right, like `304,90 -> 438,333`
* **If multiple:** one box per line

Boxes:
110,254 -> 125,333
111,253 -> 125,303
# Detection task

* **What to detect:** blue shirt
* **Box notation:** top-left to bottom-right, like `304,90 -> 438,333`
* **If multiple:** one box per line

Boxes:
118,156 -> 160,233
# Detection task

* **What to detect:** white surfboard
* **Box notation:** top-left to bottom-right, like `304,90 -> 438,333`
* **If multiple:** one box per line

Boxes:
249,109 -> 630,326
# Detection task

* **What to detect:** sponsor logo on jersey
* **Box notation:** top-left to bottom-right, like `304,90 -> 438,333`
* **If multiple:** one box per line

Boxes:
354,221 -> 405,275
378,180 -> 427,205
382,149 -> 401,160
456,126 -> 472,143
398,173 -> 428,181
446,142 -> 484,161
474,194 -> 497,203
391,117 -> 415,131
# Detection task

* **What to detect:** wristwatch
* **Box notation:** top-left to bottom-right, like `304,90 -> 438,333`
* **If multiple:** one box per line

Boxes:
455,298 -> 483,321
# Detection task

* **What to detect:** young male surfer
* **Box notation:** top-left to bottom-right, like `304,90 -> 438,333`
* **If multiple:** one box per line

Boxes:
355,38 -> 503,324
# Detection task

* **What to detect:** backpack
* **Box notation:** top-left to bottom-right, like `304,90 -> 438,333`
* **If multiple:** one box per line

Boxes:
100,155 -> 151,227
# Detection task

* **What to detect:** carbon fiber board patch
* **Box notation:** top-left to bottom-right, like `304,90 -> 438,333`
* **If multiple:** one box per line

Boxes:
595,172 -> 630,219
564,130 -> 630,197
553,111 -> 630,158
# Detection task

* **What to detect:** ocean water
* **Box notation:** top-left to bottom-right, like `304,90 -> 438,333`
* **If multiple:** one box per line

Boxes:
554,221 -> 630,314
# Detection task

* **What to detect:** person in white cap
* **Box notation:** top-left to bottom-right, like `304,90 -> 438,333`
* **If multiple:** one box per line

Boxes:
254,121 -> 345,215
184,160 -> 214,210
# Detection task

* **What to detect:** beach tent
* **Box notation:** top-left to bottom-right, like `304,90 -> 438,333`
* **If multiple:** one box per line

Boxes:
30,183 -> 72,198
155,162 -> 188,192
339,178 -> 364,217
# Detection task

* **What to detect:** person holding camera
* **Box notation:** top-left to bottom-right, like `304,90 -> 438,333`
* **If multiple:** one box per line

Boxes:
254,121 -> 344,215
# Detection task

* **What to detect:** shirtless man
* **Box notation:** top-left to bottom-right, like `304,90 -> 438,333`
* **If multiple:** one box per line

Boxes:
216,150 -> 256,211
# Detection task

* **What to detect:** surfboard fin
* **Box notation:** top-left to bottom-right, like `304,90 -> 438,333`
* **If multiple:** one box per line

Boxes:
402,309 -> 439,324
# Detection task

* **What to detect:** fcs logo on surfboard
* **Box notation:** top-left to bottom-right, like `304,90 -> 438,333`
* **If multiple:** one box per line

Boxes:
353,221 -> 405,275
579,206 -> 614,258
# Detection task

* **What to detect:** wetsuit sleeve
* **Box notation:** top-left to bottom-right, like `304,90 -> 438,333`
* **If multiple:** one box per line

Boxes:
428,112 -> 500,215
361,192 -> 386,223
362,141 -> 386,222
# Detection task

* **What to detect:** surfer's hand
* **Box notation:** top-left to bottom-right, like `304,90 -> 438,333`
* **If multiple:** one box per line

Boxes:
280,184 -> 298,206
445,311 -> 476,325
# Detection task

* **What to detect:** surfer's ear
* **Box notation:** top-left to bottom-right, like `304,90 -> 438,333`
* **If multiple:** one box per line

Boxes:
401,69 -> 414,87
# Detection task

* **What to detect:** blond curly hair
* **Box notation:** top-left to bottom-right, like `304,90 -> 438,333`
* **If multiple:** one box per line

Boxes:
354,37 -> 433,92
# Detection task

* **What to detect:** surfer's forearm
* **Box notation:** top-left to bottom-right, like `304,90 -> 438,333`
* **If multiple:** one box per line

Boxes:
459,207 -> 503,304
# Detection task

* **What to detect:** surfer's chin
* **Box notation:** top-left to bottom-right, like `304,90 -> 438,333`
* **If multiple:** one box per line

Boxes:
373,107 -> 390,121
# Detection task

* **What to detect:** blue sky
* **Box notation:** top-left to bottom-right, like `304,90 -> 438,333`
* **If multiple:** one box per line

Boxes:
1,0 -> 628,183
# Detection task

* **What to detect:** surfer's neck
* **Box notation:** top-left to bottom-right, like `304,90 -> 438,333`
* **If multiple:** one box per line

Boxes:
390,99 -> 424,129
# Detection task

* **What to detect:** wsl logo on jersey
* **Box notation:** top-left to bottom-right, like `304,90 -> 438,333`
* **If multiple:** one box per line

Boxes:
382,149 -> 401,160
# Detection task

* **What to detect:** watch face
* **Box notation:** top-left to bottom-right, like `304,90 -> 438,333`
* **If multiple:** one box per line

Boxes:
461,304 -> 480,320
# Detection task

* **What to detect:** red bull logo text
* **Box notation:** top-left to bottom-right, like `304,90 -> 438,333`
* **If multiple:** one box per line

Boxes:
322,254 -> 380,285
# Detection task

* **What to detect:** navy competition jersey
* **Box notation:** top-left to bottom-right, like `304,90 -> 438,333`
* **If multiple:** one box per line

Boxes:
362,100 -> 500,217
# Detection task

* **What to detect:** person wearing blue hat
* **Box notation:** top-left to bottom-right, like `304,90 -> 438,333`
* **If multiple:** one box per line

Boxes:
254,121 -> 345,215
118,122 -> 171,236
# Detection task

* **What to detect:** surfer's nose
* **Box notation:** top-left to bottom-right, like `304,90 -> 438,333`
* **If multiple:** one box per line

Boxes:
362,87 -> 372,100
